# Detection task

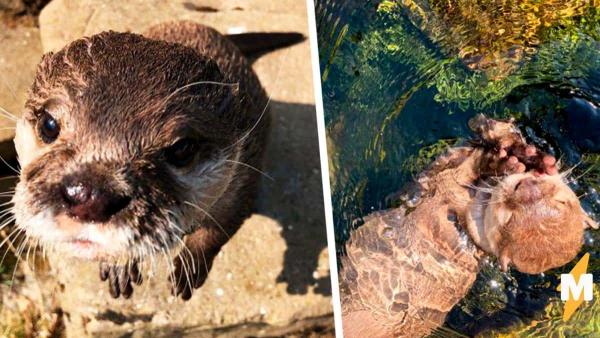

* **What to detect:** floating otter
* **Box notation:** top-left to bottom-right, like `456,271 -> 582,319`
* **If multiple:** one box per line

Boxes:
12,21 -> 302,300
340,115 -> 597,337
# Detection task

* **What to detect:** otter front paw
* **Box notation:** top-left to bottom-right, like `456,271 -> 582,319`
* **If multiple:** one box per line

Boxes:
170,252 -> 213,300
99,261 -> 143,299
491,144 -> 558,176
469,115 -> 558,176
468,114 -> 521,147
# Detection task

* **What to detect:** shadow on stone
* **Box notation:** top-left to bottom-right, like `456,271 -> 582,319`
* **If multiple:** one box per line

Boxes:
257,100 -> 330,296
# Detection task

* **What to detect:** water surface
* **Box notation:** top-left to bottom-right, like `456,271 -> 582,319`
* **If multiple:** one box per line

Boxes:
317,0 -> 600,336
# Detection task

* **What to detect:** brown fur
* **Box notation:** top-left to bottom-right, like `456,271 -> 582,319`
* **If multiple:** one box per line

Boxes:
340,116 -> 596,337
472,173 -> 595,274
13,21 -> 270,299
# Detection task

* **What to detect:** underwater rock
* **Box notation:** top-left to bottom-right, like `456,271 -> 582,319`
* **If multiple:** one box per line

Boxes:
565,97 -> 600,152
0,0 -> 332,336
396,0 -> 589,80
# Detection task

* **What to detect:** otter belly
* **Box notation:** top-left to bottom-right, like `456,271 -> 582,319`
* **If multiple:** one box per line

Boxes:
340,204 -> 480,338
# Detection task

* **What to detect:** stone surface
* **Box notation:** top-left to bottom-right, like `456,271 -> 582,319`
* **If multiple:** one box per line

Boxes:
39,0 -> 315,104
0,0 -> 50,15
0,21 -> 42,158
0,0 -> 332,336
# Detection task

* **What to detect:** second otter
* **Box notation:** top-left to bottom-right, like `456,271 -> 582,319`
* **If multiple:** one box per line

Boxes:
340,116 -> 597,337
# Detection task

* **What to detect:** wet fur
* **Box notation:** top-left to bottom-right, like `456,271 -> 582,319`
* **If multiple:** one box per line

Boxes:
13,22 -> 269,299
340,118 -> 596,337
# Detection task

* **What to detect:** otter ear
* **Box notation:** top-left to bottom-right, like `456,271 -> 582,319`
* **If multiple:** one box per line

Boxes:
583,214 -> 599,229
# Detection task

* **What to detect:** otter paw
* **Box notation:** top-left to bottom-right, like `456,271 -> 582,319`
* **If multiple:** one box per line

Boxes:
468,114 -> 521,145
531,154 -> 559,176
99,261 -> 143,299
503,144 -> 558,175
486,143 -> 558,176
170,253 -> 212,300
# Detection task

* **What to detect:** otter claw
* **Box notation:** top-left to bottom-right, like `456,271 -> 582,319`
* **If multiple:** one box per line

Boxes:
170,253 -> 211,300
99,261 -> 142,299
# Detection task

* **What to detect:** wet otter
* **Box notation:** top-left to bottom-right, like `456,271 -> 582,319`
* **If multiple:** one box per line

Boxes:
12,21 -> 302,300
340,116 -> 597,337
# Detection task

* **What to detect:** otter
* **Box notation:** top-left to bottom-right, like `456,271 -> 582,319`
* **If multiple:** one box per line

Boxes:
340,116 -> 597,337
12,21 -> 302,300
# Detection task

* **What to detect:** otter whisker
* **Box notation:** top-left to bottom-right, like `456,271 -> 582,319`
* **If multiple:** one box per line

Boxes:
198,243 -> 209,282
166,214 -> 198,285
25,237 -> 34,269
184,201 -> 231,239
226,48 -> 289,151
224,159 -> 274,181
0,228 -> 21,270
227,95 -> 270,150
10,233 -> 29,288
573,162 -> 596,182
177,250 -> 194,293
0,222 -> 15,237
0,154 -> 19,175
165,210 -> 189,237
0,213 -> 14,223
166,214 -> 198,275
0,225 -> 21,253
469,199 -> 505,207
163,247 -> 176,289
0,106 -> 17,122
176,235 -> 197,274
161,81 -> 239,108
0,200 -> 14,209
31,238 -> 40,272
156,231 -> 177,289
560,161 -> 582,180
461,183 -> 494,193
0,200 -> 15,209
0,214 -> 15,230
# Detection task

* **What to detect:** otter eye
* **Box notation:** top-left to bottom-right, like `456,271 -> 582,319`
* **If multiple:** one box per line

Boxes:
37,111 -> 60,144
164,138 -> 199,168
514,181 -> 522,191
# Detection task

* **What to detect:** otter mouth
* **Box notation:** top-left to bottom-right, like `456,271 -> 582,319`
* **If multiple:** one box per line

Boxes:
16,209 -> 134,261
62,238 -> 105,259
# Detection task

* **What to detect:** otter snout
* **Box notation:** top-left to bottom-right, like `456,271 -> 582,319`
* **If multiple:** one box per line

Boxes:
60,175 -> 131,223
513,177 -> 542,204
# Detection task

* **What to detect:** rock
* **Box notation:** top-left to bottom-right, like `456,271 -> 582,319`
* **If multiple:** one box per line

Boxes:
39,0 -> 315,104
398,0 -> 586,80
0,21 -> 42,158
0,0 -> 50,16
0,0 -> 332,336
24,215 -> 331,337
565,97 -> 600,152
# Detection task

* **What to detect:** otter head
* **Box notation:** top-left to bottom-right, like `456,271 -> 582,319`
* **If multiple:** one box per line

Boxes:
13,32 -> 247,261
466,172 -> 598,274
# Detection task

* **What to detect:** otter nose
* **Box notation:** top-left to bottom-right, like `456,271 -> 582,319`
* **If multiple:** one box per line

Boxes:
61,181 -> 131,223
514,177 -> 542,204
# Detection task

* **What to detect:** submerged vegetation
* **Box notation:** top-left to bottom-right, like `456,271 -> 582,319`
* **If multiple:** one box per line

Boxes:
319,0 -> 600,335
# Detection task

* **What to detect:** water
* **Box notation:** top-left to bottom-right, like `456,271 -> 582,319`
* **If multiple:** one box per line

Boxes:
317,0 -> 600,336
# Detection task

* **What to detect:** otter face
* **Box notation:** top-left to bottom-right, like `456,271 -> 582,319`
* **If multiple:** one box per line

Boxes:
12,32 -> 244,261
466,172 -> 598,274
